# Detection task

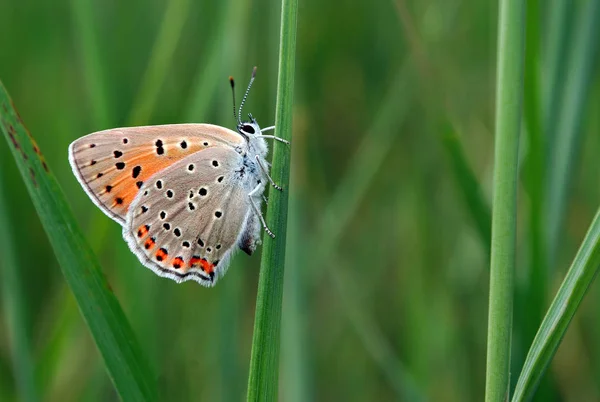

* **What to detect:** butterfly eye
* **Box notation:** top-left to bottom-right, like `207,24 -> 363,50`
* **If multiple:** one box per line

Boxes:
242,124 -> 255,134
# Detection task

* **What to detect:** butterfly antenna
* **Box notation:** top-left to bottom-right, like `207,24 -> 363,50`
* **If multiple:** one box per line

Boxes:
238,66 -> 257,120
229,76 -> 240,124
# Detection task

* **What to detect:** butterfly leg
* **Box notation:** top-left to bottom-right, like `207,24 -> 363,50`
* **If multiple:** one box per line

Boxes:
255,155 -> 282,191
249,183 -> 275,238
256,135 -> 290,145
258,126 -> 290,145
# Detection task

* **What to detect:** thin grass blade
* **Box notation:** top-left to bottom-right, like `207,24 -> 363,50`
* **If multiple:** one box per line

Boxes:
541,0 -> 570,147
512,209 -> 600,402
545,0 -> 600,261
311,68 -> 424,399
68,0 -> 113,128
0,81 -> 156,401
127,0 -> 191,126
183,0 -> 242,123
280,66 -> 419,401
391,2 -> 492,255
442,129 -> 492,254
312,67 -> 410,259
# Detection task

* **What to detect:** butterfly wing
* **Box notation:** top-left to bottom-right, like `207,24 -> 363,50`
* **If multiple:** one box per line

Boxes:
123,146 -> 258,286
68,124 -> 244,224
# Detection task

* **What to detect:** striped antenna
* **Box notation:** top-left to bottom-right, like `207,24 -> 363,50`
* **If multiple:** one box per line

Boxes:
229,76 -> 240,124
238,66 -> 257,121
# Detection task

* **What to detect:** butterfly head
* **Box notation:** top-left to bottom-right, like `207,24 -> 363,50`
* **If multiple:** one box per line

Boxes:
237,113 -> 262,139
230,67 -> 263,140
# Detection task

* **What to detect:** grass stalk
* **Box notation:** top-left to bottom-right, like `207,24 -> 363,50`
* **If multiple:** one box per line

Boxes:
512,209 -> 600,402
183,0 -> 243,123
311,67 -> 410,261
545,0 -> 600,263
442,129 -> 492,254
281,67 -> 417,400
485,0 -> 526,400
246,0 -> 297,399
392,2 -> 492,254
127,0 -> 191,125
330,259 -> 424,401
68,0 -> 113,128
312,68 -> 421,398
541,0 -> 569,148
516,0 -> 555,398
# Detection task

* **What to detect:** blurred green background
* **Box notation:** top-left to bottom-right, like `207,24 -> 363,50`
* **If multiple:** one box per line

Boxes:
0,0 -> 599,401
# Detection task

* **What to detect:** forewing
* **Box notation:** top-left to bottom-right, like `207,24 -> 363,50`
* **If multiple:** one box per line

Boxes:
68,124 -> 244,224
124,147 -> 252,286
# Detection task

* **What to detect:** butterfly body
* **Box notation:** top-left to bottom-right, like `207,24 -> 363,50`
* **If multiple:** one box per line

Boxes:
69,119 -> 279,286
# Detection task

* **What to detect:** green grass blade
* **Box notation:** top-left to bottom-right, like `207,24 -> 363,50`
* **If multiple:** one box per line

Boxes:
313,68 -> 423,399
0,82 -> 156,401
183,0 -> 241,123
36,287 -> 79,392
522,0 -> 544,297
281,67 -> 418,401
545,0 -> 600,262
246,0 -> 297,398
312,67 -> 410,259
69,0 -> 113,128
516,0 -> 556,399
296,66 -> 424,399
127,0 -> 191,125
329,259 -> 424,402
392,2 -> 492,254
485,0 -> 526,401
542,0 -> 570,147
442,129 -> 492,254
512,209 -> 600,402
0,169 -> 39,401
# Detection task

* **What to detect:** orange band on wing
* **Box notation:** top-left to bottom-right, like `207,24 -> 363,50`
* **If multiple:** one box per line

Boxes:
172,257 -> 185,269
144,237 -> 155,250
137,224 -> 149,238
189,256 -> 214,273
201,259 -> 214,274
155,248 -> 168,261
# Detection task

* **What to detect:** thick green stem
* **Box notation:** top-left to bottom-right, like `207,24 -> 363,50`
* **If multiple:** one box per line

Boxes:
246,0 -> 297,400
485,0 -> 526,401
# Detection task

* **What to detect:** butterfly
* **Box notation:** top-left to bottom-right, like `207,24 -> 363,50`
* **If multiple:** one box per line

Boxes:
68,67 -> 288,287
